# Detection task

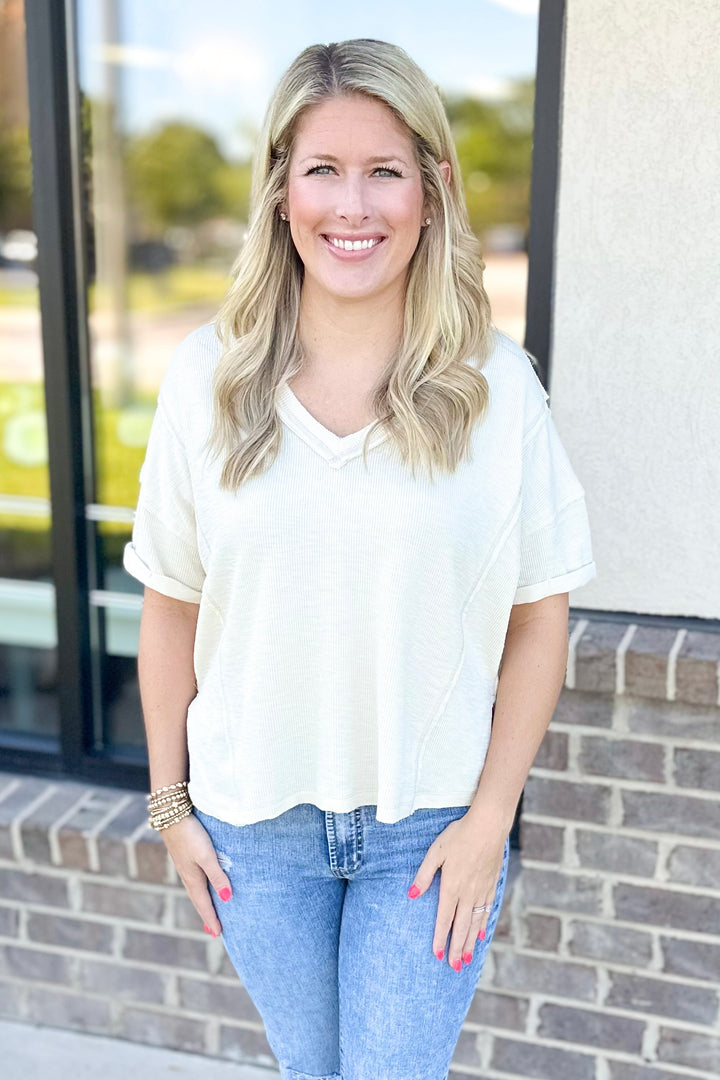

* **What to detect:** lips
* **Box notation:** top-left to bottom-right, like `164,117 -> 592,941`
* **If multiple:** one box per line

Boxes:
320,234 -> 386,258
321,234 -> 386,244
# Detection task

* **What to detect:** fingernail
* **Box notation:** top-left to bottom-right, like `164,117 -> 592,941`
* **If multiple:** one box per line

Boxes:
219,887 -> 232,902
407,884 -> 420,898
203,923 -> 211,934
478,928 -> 486,941
451,957 -> 462,971
435,948 -> 444,960
462,951 -> 473,964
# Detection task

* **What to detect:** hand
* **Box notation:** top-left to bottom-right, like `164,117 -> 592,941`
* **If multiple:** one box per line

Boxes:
160,813 -> 233,938
407,813 -> 506,971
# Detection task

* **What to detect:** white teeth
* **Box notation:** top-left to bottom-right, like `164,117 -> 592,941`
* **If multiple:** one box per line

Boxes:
327,236 -> 382,250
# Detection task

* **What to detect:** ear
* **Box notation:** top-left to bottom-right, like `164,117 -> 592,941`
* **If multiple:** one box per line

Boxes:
423,160 -> 452,220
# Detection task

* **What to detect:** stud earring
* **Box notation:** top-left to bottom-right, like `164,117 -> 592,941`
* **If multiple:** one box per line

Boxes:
424,218 -> 431,225
280,211 -> 287,221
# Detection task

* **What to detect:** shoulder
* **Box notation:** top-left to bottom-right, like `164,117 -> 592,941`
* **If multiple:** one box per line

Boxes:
474,326 -> 550,435
481,327 -> 548,399
158,321 -> 223,413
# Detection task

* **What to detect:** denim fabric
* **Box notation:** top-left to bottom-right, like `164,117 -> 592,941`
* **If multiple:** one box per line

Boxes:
194,801 -> 510,1080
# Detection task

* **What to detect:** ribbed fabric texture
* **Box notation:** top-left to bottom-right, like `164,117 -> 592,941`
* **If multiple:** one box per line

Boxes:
123,322 -> 596,825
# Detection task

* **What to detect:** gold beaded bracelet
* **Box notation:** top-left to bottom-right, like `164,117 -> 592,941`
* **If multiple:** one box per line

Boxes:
147,780 -> 194,831
148,800 -> 193,830
149,803 -> 194,831
146,786 -> 188,803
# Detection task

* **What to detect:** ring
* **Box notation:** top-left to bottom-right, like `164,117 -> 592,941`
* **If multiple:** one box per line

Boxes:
472,904 -> 492,914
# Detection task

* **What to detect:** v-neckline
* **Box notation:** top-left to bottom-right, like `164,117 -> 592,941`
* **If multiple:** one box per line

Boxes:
277,383 -> 389,468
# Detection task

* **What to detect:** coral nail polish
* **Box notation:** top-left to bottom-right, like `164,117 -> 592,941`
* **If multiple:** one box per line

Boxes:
451,958 -> 462,971
462,951 -> 473,964
219,887 -> 232,902
203,923 -> 211,934
478,928 -> 486,941
407,884 -> 420,898
435,948 -> 444,960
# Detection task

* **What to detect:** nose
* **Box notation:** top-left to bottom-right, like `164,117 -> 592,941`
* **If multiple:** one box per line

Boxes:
334,172 -> 371,222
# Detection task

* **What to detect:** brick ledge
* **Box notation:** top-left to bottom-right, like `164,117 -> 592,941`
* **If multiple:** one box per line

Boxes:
569,616 -> 720,707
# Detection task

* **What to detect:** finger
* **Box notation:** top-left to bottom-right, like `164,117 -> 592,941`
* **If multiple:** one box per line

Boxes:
407,844 -> 440,899
196,851 -> 235,937
461,897 -> 493,965
432,890 -> 459,966
179,864 -> 224,938
448,896 -> 485,971
198,846 -> 234,905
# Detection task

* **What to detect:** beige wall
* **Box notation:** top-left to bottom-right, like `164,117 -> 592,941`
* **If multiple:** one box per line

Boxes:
550,0 -> 720,618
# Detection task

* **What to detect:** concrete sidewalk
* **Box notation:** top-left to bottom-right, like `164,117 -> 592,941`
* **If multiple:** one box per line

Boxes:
0,1017 -> 279,1079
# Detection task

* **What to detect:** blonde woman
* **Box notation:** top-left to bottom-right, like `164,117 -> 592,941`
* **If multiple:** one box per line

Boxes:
124,38 -> 596,1080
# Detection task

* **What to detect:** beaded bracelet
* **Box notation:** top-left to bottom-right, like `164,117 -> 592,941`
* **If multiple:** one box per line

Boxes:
147,780 -> 189,801
147,779 -> 193,832
149,803 -> 194,831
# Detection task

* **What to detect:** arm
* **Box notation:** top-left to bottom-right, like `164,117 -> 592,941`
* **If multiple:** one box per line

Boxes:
138,586 -> 199,792
465,591 -> 570,835
408,590 -> 570,968
137,585 -> 233,937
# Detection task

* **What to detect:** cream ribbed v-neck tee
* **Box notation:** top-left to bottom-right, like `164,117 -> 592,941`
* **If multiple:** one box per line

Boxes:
123,322 -> 596,825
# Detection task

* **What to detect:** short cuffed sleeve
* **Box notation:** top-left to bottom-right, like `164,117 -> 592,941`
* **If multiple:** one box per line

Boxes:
122,396 -> 205,604
513,408 -> 596,605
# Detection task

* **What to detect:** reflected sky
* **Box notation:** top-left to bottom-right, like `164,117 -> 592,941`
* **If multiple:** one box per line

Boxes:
77,0 -> 538,159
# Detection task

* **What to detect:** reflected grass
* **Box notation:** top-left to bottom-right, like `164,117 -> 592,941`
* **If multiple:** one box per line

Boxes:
0,264 -> 230,311
0,380 -> 153,535
0,263 -> 232,537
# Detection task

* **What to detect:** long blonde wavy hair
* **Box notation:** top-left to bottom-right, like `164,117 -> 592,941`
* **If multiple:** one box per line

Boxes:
207,38 -> 495,487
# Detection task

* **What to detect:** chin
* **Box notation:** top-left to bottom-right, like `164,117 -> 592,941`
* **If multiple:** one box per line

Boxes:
320,279 -> 386,300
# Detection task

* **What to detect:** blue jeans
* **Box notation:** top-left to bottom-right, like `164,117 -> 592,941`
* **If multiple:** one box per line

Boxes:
194,802 -> 510,1080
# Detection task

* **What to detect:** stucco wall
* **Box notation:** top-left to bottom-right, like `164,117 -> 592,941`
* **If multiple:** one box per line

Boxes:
550,0 -> 720,618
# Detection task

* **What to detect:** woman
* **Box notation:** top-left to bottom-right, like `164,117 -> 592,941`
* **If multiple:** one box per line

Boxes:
124,38 -> 596,1080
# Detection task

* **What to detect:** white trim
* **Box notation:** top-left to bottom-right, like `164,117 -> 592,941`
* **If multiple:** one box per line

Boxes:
85,503 -> 136,524
0,494 -> 50,517
616,624 -> 637,695
89,588 -> 142,612
667,628 -> 687,701
513,561 -> 597,605
122,543 -> 202,604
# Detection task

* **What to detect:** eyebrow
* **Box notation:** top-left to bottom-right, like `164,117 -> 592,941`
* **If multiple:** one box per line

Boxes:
298,154 -> 410,167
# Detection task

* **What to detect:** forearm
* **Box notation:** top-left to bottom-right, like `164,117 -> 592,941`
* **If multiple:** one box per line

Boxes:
137,586 -> 200,791
467,600 -> 569,835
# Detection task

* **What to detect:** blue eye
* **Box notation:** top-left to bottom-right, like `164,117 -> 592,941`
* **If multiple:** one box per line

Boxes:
305,164 -> 404,178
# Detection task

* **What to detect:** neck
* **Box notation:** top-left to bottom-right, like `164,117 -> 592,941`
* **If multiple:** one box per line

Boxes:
297,277 -> 404,378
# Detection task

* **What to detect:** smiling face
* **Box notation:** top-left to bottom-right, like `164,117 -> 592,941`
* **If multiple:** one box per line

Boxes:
284,94 -> 431,305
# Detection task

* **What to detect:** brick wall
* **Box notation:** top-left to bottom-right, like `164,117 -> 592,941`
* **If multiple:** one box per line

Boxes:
1,616 -> 719,1077
0,772 -> 277,1064
456,618 -> 720,1079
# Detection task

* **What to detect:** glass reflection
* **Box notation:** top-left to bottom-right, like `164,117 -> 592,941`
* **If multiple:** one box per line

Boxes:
0,0 -> 59,739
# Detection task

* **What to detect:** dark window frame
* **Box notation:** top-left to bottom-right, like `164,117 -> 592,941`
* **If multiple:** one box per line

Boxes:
524,0 -> 565,389
3,0 -> 128,786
